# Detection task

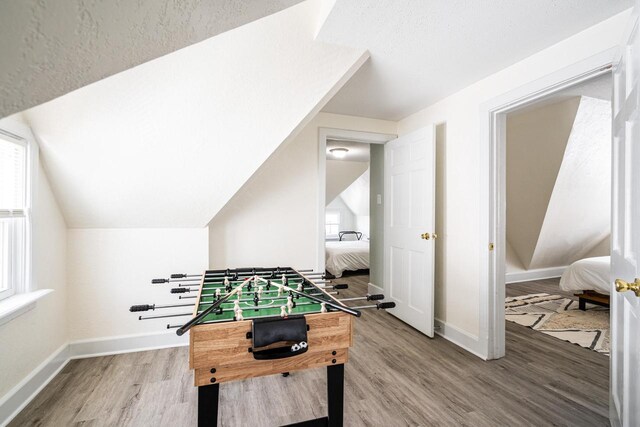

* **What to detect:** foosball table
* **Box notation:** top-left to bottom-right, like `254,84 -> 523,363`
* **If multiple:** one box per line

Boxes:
129,267 -> 394,426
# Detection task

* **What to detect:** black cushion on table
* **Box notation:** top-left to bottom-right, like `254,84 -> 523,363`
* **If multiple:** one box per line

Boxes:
251,315 -> 308,360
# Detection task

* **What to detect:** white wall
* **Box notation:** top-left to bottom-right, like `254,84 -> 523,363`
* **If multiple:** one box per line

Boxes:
67,229 -> 208,340
397,11 -> 629,339
0,163 -> 67,398
208,112 -> 396,269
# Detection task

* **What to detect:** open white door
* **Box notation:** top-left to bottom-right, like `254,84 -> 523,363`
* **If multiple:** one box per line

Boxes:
384,126 -> 436,337
611,4 -> 640,426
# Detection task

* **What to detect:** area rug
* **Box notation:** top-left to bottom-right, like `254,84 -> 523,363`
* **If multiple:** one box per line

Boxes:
505,293 -> 610,356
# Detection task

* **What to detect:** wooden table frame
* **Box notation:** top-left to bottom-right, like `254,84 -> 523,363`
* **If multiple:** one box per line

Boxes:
188,271 -> 354,426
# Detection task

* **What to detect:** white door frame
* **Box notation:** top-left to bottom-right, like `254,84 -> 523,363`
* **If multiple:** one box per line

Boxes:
316,128 -> 397,272
480,47 -> 618,359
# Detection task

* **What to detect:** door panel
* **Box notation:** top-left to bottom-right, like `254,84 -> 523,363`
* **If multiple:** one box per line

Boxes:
611,4 -> 640,425
384,125 -> 436,337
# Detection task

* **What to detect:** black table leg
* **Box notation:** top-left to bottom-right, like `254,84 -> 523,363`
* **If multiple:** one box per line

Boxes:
327,364 -> 344,427
198,383 -> 220,427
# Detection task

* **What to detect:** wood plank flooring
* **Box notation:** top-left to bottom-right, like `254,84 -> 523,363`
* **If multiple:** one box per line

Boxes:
10,275 -> 609,426
506,277 -> 576,299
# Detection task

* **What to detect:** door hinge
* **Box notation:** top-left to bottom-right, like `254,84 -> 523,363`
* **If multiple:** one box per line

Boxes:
489,243 -> 495,251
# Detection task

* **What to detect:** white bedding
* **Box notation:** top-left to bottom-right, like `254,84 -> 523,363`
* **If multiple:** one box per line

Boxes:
559,256 -> 611,295
325,240 -> 369,278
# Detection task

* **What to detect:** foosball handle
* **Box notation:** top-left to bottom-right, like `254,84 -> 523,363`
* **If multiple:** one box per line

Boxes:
377,302 -> 396,310
333,284 -> 348,290
130,304 -> 155,312
171,287 -> 189,294
171,274 -> 187,279
367,294 -> 384,301
152,278 -> 168,284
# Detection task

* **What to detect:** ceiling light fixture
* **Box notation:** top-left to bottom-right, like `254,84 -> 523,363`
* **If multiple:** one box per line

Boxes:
330,147 -> 349,159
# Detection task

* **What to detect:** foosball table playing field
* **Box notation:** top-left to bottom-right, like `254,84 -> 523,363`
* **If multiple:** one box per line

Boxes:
129,267 -> 395,427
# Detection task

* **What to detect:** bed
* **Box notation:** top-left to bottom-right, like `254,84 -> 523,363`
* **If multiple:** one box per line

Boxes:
325,239 -> 369,278
560,256 -> 611,310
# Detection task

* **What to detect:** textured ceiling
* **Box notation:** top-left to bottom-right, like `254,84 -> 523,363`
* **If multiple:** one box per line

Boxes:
19,0 -> 367,228
0,0 -> 303,119
317,0 -> 631,120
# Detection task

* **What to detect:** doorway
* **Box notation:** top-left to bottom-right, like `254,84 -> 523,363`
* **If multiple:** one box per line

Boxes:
481,48 -> 617,360
316,128 -> 395,294
503,73 -> 612,359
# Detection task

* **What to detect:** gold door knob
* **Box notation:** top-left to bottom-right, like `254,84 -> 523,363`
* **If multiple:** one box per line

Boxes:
421,233 -> 431,240
615,278 -> 640,297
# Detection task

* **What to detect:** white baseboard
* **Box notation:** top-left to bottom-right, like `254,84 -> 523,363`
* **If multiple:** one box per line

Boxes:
505,266 -> 567,284
367,282 -> 384,295
434,318 -> 486,360
0,331 -> 188,426
368,284 -> 487,359
0,343 -> 70,427
68,330 -> 188,359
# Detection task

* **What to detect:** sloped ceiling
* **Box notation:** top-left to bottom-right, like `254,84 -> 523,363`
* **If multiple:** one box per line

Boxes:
0,0 -> 303,118
506,97 -> 580,269
530,97 -> 611,269
19,0 -> 368,228
339,168 -> 370,217
316,0 -> 631,120
506,96 -> 612,270
326,160 -> 369,205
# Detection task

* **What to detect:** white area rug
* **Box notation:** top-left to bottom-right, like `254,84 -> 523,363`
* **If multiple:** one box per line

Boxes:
505,293 -> 609,356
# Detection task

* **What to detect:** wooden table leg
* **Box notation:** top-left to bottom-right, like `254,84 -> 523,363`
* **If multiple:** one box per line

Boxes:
198,383 -> 219,427
327,364 -> 344,427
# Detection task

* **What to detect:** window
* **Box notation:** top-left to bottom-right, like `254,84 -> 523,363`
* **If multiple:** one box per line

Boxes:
325,211 -> 341,237
0,133 -> 29,301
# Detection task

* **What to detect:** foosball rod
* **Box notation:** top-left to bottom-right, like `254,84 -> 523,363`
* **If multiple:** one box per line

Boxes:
176,290 -> 339,300
175,278 -> 252,336
132,294 -> 293,313
151,269 -> 325,284
129,302 -> 195,312
140,299 -> 325,320
165,302 -> 395,329
189,268 -> 321,278
338,294 -> 385,302
256,277 -> 360,317
174,278 -> 332,288
169,285 -> 320,295
349,302 -> 396,310
173,287 -> 344,303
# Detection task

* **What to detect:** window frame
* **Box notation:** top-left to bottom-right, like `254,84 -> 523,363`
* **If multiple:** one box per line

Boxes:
0,127 -> 35,302
325,210 -> 341,238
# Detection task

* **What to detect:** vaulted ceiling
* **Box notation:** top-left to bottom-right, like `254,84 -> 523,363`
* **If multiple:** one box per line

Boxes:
3,0 -> 631,229
0,0 -> 304,119
317,0 -> 631,120
18,0 -> 367,227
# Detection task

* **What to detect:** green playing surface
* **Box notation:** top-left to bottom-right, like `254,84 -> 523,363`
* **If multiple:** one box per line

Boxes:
194,276 -> 331,324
